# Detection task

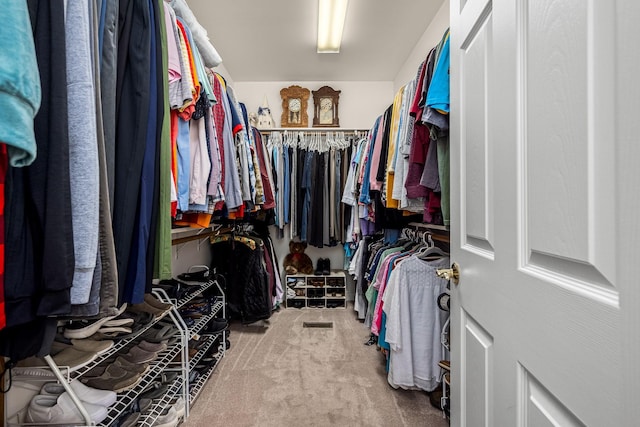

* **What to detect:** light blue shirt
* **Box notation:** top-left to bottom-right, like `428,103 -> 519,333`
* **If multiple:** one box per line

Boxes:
426,33 -> 450,113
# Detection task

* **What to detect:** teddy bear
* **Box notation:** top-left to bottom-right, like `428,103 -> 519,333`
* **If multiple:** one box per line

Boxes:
283,240 -> 314,275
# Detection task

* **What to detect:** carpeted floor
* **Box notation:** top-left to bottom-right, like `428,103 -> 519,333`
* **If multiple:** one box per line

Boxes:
184,306 -> 449,427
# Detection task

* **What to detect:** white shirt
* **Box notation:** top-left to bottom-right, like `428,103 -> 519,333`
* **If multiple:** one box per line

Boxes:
383,255 -> 449,391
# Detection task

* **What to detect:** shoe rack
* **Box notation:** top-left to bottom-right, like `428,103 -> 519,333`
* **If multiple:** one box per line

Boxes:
163,278 -> 227,407
3,277 -> 227,427
285,271 -> 347,309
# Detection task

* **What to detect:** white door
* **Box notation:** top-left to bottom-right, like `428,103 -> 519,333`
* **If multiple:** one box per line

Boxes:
449,0 -> 640,425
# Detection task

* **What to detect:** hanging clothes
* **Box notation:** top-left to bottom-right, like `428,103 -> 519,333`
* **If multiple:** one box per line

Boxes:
209,233 -> 272,324
383,255 -> 449,391
1,0 -> 71,361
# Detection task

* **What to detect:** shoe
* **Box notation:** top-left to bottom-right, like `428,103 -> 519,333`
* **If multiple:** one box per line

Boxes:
26,392 -> 108,424
156,279 -> 193,300
159,371 -> 179,384
50,347 -> 98,373
172,396 -> 186,419
153,406 -> 178,427
113,356 -> 150,374
137,397 -> 153,412
205,318 -> 228,334
103,317 -> 135,327
40,382 -> 66,397
181,316 -> 196,328
177,266 -> 211,283
121,346 -> 158,364
119,411 -> 141,427
137,339 -> 168,353
129,300 -> 170,319
40,381 -> 117,407
144,293 -> 173,311
188,338 -> 208,351
322,258 -> 331,275
70,338 -> 114,355
62,304 -> 127,339
314,258 -> 324,275
139,381 -> 168,400
188,370 -> 200,384
97,325 -> 133,336
70,379 -> 118,407
83,364 -> 142,392
140,323 -> 179,343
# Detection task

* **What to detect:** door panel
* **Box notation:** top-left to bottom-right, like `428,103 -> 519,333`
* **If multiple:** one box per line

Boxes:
450,0 -> 632,425
461,11 -> 495,257
518,365 -> 586,427
518,0 -> 617,300
461,310 -> 493,427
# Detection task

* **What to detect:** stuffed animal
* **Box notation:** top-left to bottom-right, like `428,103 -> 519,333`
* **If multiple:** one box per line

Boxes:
249,112 -> 258,128
283,241 -> 314,275
257,95 -> 274,129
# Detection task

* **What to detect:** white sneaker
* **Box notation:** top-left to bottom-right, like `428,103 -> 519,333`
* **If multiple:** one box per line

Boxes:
172,396 -> 186,419
26,392 -> 108,424
70,379 -> 118,407
39,380 -> 117,407
153,406 -> 179,427
40,382 -> 65,397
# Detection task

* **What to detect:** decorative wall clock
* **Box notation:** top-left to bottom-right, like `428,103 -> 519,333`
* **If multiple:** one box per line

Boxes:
312,86 -> 341,127
280,85 -> 310,128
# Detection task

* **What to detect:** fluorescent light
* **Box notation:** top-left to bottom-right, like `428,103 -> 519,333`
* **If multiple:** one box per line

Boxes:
317,0 -> 348,53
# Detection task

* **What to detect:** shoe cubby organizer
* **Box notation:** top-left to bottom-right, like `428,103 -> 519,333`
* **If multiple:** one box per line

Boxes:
4,278 -> 227,427
285,271 -> 346,309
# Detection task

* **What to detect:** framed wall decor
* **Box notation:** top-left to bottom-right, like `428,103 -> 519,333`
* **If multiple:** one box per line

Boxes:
280,85 -> 310,128
312,86 -> 341,127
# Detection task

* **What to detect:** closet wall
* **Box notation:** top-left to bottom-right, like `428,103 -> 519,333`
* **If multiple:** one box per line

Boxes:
235,81 -> 394,129
393,0 -> 450,91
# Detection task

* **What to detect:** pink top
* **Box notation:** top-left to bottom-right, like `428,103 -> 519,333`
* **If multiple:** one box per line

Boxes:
163,4 -> 181,83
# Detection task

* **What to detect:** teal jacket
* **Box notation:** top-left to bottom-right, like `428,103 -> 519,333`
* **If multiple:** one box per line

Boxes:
0,1 -> 41,167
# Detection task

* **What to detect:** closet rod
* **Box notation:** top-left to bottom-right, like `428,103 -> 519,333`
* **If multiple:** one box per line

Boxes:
258,128 -> 369,133
171,227 -> 232,246
407,222 -> 450,243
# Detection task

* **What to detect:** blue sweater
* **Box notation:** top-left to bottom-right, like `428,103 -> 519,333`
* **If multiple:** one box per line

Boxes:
0,0 -> 41,166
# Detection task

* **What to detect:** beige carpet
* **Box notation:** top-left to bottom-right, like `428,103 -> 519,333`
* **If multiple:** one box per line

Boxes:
184,306 -> 449,427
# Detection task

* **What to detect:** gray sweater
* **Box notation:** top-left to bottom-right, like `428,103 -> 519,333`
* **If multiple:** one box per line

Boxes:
66,0 -> 99,305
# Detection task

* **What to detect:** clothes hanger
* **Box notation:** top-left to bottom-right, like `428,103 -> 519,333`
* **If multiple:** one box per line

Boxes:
210,231 -> 257,250
415,231 -> 448,259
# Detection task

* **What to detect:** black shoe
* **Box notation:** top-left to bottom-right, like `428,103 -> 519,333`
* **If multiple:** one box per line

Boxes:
177,267 -> 211,282
322,258 -> 331,275
314,258 -> 324,276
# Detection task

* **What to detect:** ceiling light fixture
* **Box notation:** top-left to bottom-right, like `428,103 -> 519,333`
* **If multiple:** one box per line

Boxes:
317,0 -> 349,53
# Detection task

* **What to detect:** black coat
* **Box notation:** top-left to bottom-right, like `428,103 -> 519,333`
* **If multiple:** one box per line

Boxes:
210,237 -> 271,324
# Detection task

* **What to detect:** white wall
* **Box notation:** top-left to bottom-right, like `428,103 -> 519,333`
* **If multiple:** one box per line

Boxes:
171,239 -> 213,277
393,0 -> 450,91
234,81 -> 393,130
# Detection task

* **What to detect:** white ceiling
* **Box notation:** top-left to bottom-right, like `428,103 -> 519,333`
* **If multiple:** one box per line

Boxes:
187,0 -> 447,82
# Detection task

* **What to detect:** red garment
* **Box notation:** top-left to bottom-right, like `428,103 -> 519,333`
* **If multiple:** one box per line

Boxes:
253,129 -> 275,209
212,74 -> 226,211
0,144 -> 7,330
410,59 -> 429,117
404,118 -> 430,199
